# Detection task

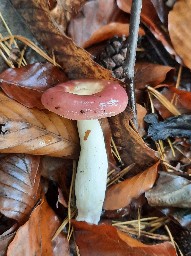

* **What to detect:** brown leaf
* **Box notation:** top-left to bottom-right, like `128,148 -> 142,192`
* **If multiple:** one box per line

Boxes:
104,162 -> 159,210
135,62 -> 174,90
0,154 -> 41,223
117,0 -> 176,56
0,92 -> 79,158
7,199 -> 70,256
73,221 -> 176,256
0,233 -> 15,256
146,171 -> 191,208
11,0 -> 114,80
168,0 -> 191,68
0,62 -> 67,109
68,0 -> 143,48
153,86 -> 191,119
49,0 -> 87,33
109,111 -> 158,175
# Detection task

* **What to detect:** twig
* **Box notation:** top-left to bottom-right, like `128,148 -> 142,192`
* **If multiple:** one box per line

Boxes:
123,0 -> 142,129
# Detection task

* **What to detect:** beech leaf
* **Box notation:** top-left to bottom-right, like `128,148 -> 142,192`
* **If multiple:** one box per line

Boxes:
73,221 -> 176,256
11,0 -> 114,80
104,162 -> 159,210
7,199 -> 70,256
0,154 -> 41,223
0,62 -> 67,109
146,171 -> 191,208
169,0 -> 191,68
0,92 -> 79,158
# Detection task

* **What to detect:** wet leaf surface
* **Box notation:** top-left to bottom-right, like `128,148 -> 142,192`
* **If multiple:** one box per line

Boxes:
0,154 -> 41,223
0,92 -> 79,158
11,0 -> 114,80
146,171 -> 191,208
0,62 -> 67,109
73,221 -> 176,256
104,162 -> 159,210
6,198 -> 70,256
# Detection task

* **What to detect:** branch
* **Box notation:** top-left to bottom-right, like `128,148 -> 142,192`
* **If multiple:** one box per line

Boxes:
123,0 -> 142,129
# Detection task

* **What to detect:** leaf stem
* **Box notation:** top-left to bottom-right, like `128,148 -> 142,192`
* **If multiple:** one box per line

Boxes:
123,0 -> 142,129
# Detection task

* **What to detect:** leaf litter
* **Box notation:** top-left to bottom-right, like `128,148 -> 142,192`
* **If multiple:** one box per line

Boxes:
1,0 -> 191,255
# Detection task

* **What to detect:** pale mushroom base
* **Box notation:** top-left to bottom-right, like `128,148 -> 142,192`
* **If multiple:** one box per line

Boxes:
75,119 -> 108,224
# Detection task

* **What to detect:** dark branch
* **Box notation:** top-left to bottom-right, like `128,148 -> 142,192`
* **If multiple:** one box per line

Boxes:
123,0 -> 142,129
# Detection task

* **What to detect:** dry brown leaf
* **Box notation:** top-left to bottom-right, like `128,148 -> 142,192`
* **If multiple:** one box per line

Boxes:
11,0 -> 114,80
0,92 -> 79,158
49,0 -> 87,33
169,0 -> 191,68
104,162 -> 159,210
109,111 -> 158,175
0,154 -> 41,223
135,62 -> 174,90
0,62 -> 67,109
73,221 -> 176,256
7,198 -> 70,256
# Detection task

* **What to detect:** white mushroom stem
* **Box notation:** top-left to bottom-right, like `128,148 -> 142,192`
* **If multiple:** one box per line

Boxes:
75,119 -> 108,224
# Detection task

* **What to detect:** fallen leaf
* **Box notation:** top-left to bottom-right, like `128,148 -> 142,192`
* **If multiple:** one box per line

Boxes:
0,92 -> 79,158
104,162 -> 159,210
7,199 -> 70,256
73,221 -> 176,256
49,0 -> 87,33
153,86 -> 191,119
0,154 -> 41,223
168,0 -> 191,68
146,171 -> 191,208
11,0 -> 114,80
0,62 -> 67,109
108,111 -> 158,175
68,0 -> 144,48
135,63 -> 174,90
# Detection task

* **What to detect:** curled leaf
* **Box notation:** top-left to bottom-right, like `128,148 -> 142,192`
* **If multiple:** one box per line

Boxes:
104,162 -> 159,210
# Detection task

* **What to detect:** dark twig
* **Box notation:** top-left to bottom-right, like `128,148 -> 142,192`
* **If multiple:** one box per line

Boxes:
123,0 -> 142,129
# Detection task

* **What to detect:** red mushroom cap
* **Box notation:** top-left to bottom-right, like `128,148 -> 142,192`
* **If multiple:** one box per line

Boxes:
41,79 -> 128,120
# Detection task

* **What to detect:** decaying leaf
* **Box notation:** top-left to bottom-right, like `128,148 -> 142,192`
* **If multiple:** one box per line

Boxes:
0,92 -> 79,158
11,0 -> 114,80
49,0 -> 87,33
169,0 -> 191,68
0,154 -> 41,223
104,162 -> 159,210
73,221 -> 176,256
0,62 -> 67,109
109,111 -> 158,174
134,63 -> 174,90
6,199 -> 70,256
153,86 -> 191,119
146,171 -> 191,208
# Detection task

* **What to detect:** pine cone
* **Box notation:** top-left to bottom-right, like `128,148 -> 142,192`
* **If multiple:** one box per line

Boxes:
95,36 -> 128,80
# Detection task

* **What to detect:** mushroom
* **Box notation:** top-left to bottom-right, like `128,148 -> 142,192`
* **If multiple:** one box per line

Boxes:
41,79 -> 128,224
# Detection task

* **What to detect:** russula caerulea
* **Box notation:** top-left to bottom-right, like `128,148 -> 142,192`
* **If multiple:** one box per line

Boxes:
41,79 -> 128,224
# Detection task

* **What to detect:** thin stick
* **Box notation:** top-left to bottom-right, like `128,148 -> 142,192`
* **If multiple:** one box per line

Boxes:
123,0 -> 142,129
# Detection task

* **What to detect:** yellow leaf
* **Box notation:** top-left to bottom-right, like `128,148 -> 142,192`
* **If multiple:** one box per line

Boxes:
0,92 -> 79,158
